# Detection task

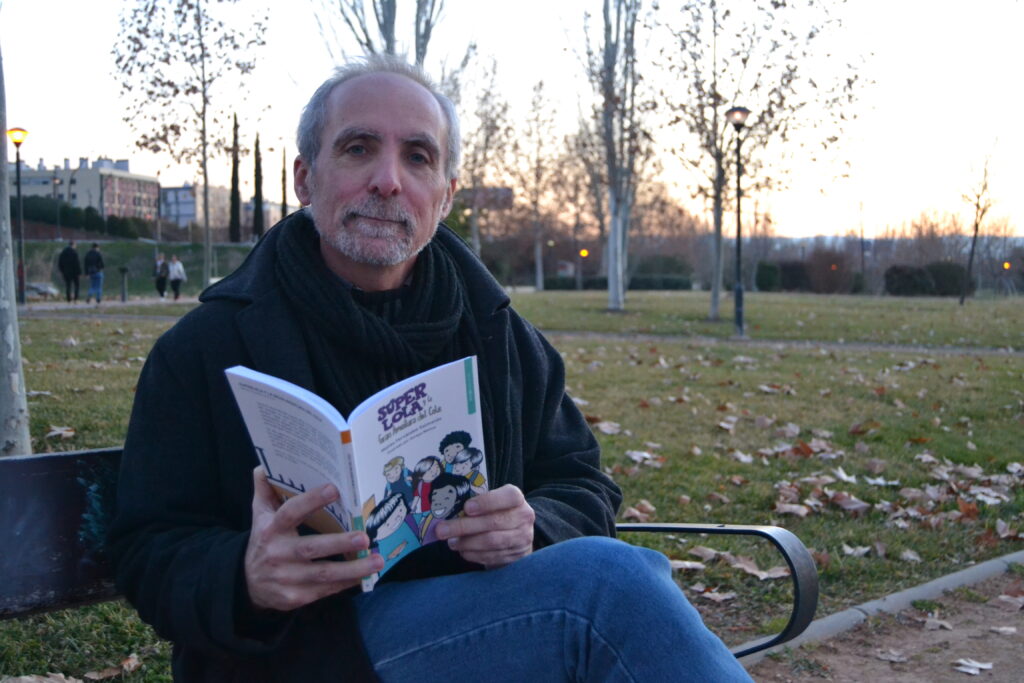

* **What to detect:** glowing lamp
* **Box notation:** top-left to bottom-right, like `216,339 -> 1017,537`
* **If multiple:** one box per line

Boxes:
725,107 -> 751,130
6,127 -> 28,147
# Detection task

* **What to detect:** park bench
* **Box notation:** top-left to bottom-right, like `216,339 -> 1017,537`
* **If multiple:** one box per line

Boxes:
0,447 -> 819,659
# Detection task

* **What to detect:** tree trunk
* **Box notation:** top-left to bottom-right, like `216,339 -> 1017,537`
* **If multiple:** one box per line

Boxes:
607,199 -> 626,311
198,2 -> 212,287
709,149 -> 724,320
960,224 -> 979,306
0,45 -> 32,456
533,214 -> 544,291
469,206 -> 481,256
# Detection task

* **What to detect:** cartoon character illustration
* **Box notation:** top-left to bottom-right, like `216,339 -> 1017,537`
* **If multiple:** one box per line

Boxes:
418,472 -> 472,545
365,492 -> 421,574
409,455 -> 443,516
439,430 -> 472,473
382,456 -> 414,507
451,446 -> 487,496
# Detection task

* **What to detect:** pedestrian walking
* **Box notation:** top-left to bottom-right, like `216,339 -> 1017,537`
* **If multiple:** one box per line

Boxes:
167,254 -> 186,301
57,240 -> 81,303
84,243 -> 105,304
154,253 -> 169,299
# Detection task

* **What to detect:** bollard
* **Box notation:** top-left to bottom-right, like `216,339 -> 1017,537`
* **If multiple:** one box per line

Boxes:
119,267 -> 129,303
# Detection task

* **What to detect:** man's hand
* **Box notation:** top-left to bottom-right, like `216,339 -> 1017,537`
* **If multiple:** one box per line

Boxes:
244,467 -> 384,612
434,484 -> 535,569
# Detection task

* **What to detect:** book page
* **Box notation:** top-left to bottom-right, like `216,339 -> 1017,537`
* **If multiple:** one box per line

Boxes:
348,356 -> 489,578
225,366 -> 357,533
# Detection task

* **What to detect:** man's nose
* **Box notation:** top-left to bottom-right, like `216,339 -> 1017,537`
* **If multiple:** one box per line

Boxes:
368,153 -> 402,197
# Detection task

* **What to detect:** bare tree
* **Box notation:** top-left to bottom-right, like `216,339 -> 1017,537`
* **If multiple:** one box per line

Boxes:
0,44 -> 32,456
459,59 -> 514,255
585,0 -> 651,311
960,160 -> 993,305
114,0 -> 266,287
314,0 -> 443,66
512,81 -> 556,291
572,117 -> 609,275
659,0 -> 865,319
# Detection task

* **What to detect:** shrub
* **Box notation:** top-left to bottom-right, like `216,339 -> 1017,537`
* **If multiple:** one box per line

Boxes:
924,261 -> 971,297
755,261 -> 781,292
778,261 -> 811,291
542,275 -> 690,291
884,265 -> 935,296
633,254 -> 692,277
807,249 -> 853,294
851,271 -> 866,294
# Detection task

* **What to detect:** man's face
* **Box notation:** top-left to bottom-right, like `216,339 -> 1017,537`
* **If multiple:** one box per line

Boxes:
294,72 -> 455,274
430,484 -> 458,518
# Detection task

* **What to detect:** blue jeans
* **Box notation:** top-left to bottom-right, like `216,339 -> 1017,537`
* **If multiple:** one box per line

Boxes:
87,271 -> 104,302
354,536 -> 753,682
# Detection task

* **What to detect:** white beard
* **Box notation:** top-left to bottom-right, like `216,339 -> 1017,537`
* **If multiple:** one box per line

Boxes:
314,195 -> 437,267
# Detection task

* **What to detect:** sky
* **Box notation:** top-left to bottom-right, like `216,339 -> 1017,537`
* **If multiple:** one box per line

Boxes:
1,0 -> 1021,239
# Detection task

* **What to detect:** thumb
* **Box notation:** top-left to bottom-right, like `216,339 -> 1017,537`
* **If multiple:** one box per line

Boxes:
251,466 -> 283,516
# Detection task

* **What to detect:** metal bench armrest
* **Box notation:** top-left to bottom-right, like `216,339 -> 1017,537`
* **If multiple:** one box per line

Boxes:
616,522 -> 819,658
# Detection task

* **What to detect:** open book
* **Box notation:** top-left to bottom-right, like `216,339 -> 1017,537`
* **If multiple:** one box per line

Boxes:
225,356 -> 488,591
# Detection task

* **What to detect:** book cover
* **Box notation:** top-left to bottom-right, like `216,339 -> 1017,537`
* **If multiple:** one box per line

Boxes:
225,356 -> 488,590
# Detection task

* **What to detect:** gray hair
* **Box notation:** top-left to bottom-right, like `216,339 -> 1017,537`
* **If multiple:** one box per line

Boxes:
296,55 -> 461,181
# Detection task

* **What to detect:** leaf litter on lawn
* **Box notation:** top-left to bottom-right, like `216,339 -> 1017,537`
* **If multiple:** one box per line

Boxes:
558,336 -> 1024,648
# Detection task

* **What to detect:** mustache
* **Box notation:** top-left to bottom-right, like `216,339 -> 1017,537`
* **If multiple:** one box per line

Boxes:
344,197 -> 413,228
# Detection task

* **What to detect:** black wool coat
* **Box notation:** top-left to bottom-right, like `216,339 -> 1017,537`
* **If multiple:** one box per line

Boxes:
109,214 -> 622,681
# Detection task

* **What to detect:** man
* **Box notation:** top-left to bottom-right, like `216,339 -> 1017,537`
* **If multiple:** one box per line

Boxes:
154,252 -> 169,299
83,243 -> 104,304
57,240 -> 81,303
110,56 -> 750,682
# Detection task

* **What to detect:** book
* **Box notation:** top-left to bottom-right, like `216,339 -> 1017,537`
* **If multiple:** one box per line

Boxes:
225,356 -> 488,591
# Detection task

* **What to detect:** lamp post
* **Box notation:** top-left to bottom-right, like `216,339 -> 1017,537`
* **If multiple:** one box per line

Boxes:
6,127 -> 28,305
725,106 -> 750,338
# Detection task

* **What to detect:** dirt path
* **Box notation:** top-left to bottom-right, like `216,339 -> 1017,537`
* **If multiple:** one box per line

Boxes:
748,571 -> 1024,682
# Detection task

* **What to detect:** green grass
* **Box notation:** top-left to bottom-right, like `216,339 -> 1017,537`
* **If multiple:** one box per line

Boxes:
2,291 -> 1023,678
510,290 -> 1024,349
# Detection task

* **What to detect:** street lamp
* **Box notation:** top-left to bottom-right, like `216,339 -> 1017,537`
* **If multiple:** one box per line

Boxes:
725,106 -> 750,338
6,127 -> 28,305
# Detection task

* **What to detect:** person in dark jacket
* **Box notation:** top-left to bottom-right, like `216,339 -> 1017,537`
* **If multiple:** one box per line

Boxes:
57,240 -> 81,302
83,243 -> 104,304
154,252 -> 169,298
109,56 -> 751,682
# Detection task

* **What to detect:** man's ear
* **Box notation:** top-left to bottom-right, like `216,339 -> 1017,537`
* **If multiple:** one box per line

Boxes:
293,156 -> 313,206
440,178 -> 457,219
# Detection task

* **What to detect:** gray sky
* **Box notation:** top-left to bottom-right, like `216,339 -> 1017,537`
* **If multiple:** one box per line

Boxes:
3,0 -> 1021,238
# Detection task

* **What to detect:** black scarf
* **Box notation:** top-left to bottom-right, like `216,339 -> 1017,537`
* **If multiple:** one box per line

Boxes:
273,214 -> 498,466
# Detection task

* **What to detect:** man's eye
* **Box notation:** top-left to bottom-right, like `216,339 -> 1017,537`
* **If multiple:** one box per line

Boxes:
409,151 -> 429,164
346,144 -> 367,156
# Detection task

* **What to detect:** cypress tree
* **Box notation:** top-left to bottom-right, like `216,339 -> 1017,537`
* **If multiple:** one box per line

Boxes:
281,147 -> 287,221
253,133 -> 264,239
229,114 -> 241,242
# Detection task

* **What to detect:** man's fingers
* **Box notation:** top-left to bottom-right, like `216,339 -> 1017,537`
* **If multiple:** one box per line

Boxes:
251,466 -> 282,515
289,529 -> 372,562
462,483 -> 526,515
268,482 -> 341,535
436,495 -> 534,541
